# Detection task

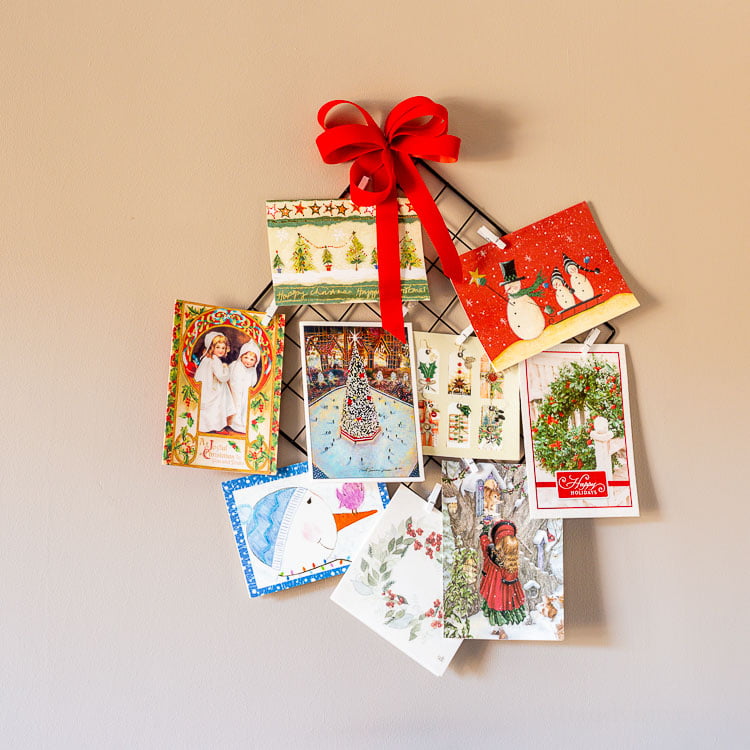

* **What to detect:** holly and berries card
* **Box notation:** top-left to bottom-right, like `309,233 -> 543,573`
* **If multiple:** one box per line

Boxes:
266,198 -> 429,306
415,331 -> 521,461
300,321 -> 424,482
519,344 -> 639,518
453,202 -> 639,372
162,300 -> 284,473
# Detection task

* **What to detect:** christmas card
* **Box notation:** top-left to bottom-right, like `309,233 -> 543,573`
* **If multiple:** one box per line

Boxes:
415,331 -> 521,460
442,460 -> 564,641
163,300 -> 284,473
300,321 -> 424,482
266,198 -> 429,306
330,485 -> 462,676
222,462 -> 390,597
519,344 -> 639,518
453,202 -> 639,371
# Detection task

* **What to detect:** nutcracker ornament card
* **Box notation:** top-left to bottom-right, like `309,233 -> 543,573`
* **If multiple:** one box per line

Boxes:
223,463 -> 390,597
442,460 -> 564,641
163,300 -> 284,473
453,202 -> 639,371
266,199 -> 429,306
519,343 -> 639,518
300,321 -> 424,482
330,485 -> 462,676
415,331 -> 521,460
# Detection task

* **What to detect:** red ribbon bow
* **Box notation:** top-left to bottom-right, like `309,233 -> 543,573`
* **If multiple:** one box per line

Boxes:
316,96 -> 461,341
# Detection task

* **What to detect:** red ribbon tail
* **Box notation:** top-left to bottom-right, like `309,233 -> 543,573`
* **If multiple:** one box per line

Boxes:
376,196 -> 406,342
395,156 -> 462,282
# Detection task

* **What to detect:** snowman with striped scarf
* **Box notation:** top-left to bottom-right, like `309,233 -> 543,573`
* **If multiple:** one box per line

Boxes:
562,253 -> 600,302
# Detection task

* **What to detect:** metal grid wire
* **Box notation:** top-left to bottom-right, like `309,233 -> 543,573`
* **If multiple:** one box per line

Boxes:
250,161 -> 615,492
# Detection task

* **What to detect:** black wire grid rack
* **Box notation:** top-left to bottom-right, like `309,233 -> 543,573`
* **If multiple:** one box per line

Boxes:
249,162 -> 615,493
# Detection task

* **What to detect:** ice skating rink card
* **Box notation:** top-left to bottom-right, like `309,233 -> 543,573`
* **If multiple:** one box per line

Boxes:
222,462 -> 390,597
452,202 -> 639,372
442,461 -> 564,641
415,331 -> 521,461
519,344 -> 639,518
330,485 -> 462,676
266,199 -> 429,306
162,300 -> 284,473
300,322 -> 424,483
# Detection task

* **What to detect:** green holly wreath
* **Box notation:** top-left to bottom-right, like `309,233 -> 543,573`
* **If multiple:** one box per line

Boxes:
531,357 -> 624,473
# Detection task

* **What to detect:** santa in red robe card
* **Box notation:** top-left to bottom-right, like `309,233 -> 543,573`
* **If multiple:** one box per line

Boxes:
452,203 -> 639,371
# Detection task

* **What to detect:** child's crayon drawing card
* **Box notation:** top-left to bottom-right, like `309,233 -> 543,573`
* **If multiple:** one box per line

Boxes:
519,344 -> 639,518
163,300 -> 284,473
442,460 -> 564,641
222,463 -> 390,597
415,331 -> 521,461
453,202 -> 639,371
266,198 -> 429,306
300,321 -> 424,483
331,485 -> 462,676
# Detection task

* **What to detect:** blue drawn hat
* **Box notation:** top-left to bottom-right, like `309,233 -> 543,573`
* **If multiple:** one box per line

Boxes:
244,487 -> 307,570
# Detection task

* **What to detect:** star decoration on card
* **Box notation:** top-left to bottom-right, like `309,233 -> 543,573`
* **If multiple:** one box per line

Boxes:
278,204 -> 292,217
323,202 -> 334,214
362,206 -> 375,216
349,331 -> 360,344
266,205 -> 280,219
309,202 -> 322,215
294,203 -> 306,215
335,203 -> 348,215
405,200 -> 414,212
468,268 -> 487,286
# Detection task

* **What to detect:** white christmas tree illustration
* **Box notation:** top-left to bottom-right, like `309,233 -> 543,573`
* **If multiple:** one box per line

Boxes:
339,332 -> 381,442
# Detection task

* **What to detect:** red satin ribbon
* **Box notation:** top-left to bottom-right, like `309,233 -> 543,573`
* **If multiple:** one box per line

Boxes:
316,96 -> 461,341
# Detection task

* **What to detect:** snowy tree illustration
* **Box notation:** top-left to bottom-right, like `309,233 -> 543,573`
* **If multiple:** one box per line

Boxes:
321,246 -> 333,271
346,231 -> 366,271
339,333 -> 381,442
399,230 -> 422,270
272,250 -> 284,274
291,234 -> 315,273
370,246 -> 378,269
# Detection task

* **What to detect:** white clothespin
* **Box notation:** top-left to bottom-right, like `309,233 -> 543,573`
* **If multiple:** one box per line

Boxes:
425,483 -> 441,511
477,225 -> 507,250
402,301 -> 413,318
581,327 -> 601,356
461,457 -> 480,475
260,300 -> 278,327
357,175 -> 370,190
454,324 -> 474,349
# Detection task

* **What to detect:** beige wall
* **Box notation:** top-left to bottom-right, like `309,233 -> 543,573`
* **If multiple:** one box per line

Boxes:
2,1 -> 747,747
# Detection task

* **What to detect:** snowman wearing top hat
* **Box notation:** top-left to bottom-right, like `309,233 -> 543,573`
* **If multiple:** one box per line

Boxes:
501,260 -> 546,340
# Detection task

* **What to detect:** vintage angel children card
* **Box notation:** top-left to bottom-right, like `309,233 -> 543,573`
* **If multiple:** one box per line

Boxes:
300,322 -> 424,482
163,300 -> 284,473
442,460 -> 564,641
519,343 -> 639,518
222,463 -> 389,597
452,202 -> 639,371
266,199 -> 429,306
415,331 -> 521,461
330,485 -> 462,676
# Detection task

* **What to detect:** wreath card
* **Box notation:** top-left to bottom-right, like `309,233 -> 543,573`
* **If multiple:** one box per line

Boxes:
519,344 -> 639,518
266,198 -> 429,306
163,300 -> 284,473
300,321 -> 424,482
442,460 -> 564,641
330,485 -> 462,676
415,331 -> 521,460
453,202 -> 639,372
222,462 -> 390,597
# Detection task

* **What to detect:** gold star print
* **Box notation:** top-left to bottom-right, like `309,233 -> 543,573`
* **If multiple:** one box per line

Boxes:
335,203 -> 348,215
323,202 -> 334,214
309,202 -> 321,215
278,204 -> 291,217
469,269 -> 487,286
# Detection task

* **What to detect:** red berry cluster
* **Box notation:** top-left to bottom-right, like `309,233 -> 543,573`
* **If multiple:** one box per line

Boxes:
424,598 -> 444,628
382,589 -> 406,608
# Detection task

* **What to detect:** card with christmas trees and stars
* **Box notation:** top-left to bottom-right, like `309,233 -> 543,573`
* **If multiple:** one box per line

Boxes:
222,462 -> 390,597
519,344 -> 639,519
266,198 -> 429,306
415,331 -> 521,461
453,202 -> 639,372
300,322 -> 424,482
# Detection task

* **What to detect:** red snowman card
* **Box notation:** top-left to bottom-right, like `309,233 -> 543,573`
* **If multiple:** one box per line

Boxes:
452,203 -> 639,371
